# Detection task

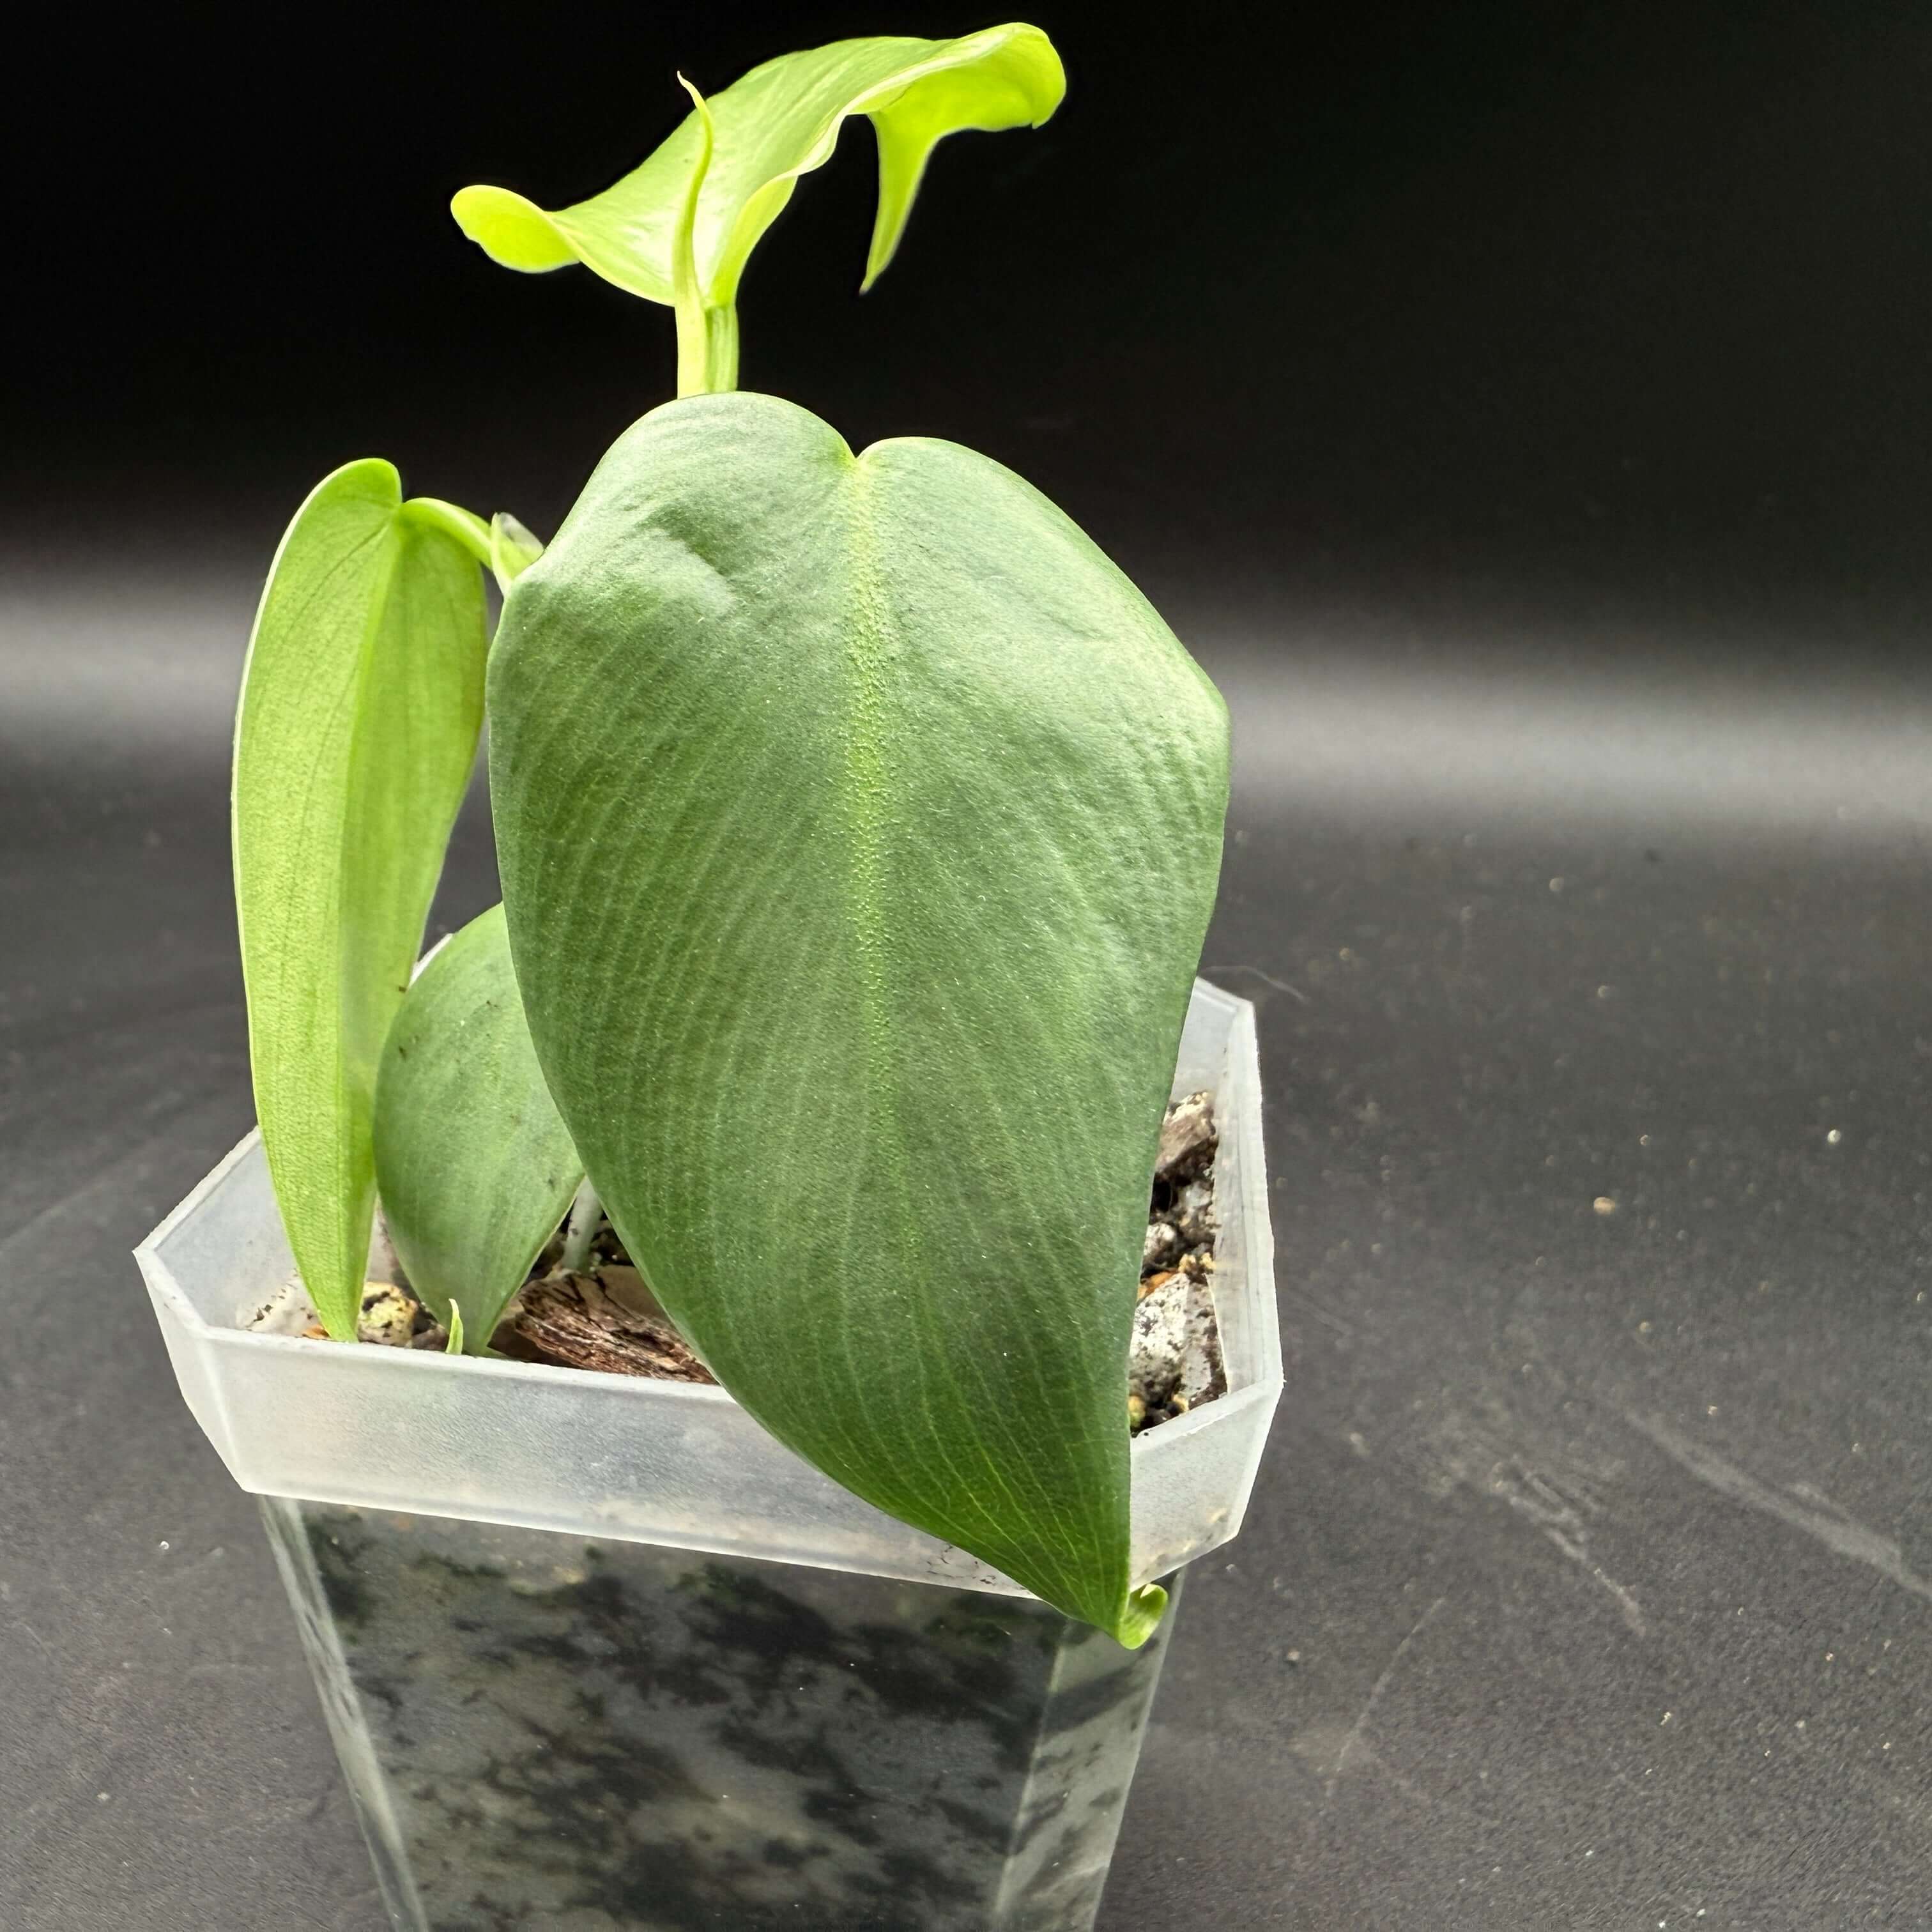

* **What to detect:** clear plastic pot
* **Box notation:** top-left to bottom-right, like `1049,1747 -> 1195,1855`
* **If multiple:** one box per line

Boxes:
266,1497 -> 1184,1931
138,979 -> 1280,1929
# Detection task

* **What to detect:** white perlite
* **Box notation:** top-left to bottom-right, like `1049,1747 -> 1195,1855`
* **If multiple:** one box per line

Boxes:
1130,1271 -> 1191,1404
1179,1265 -> 1225,1406
1130,1257 -> 1225,1411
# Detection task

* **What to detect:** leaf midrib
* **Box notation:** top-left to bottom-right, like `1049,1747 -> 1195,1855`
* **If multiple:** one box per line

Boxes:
335,518 -> 408,1105
247,512 -> 400,1289
838,456 -> 975,1521
839,454 -> 896,1126
837,451 -> 1075,1588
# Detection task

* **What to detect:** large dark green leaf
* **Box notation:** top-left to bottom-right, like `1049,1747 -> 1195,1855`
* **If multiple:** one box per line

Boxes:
489,393 -> 1227,1643
372,904 -> 581,1349
233,463 -> 488,1338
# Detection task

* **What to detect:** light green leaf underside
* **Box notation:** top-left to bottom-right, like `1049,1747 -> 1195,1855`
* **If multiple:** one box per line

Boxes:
489,393 -> 1228,1643
372,904 -> 582,1350
234,461 -> 487,1338
451,24 -> 1064,307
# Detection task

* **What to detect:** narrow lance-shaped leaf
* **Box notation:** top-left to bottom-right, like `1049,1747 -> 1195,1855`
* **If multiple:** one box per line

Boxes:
234,463 -> 489,1338
450,26 -> 1064,338
372,903 -> 583,1351
489,394 -> 1228,1644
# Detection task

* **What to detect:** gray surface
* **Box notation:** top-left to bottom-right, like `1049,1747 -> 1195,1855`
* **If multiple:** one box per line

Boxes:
4,579 -> 1931,1929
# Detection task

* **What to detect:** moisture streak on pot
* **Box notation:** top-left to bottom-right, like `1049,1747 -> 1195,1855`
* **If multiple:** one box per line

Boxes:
265,1499 -> 1179,1932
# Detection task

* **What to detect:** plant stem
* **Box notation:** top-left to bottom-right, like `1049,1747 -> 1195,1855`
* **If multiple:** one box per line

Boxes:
560,1177 -> 602,1273
668,77 -> 729,398
400,496 -> 494,565
677,302 -> 739,397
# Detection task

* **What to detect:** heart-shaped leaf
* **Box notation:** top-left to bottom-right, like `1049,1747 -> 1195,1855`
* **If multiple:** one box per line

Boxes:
488,393 -> 1227,1643
451,26 -> 1063,312
372,904 -> 582,1349
234,462 -> 489,1338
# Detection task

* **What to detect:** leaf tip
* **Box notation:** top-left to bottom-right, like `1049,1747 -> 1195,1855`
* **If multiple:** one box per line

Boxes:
673,70 -> 711,119
450,185 -> 577,273
316,1296 -> 360,1344
1114,1583 -> 1169,1650
1016,24 -> 1069,123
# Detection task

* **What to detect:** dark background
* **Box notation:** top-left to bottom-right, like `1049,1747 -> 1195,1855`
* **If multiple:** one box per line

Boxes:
19,0 -> 1932,630
8,4 -> 1932,1927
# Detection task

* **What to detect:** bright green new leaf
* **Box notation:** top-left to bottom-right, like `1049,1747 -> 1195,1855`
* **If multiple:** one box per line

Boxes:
372,903 -> 582,1350
489,393 -> 1227,1644
234,463 -> 489,1339
451,24 -> 1063,325
445,1302 -> 467,1355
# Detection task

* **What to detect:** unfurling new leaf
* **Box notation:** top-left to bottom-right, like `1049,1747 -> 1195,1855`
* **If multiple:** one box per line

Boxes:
451,25 -> 1064,390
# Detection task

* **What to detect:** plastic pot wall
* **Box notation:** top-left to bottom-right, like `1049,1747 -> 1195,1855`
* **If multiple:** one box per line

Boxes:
266,1497 -> 1181,1931
138,979 -> 1279,1929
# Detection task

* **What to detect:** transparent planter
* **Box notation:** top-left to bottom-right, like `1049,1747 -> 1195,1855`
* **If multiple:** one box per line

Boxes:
266,1499 -> 1184,1930
138,980 -> 1279,1931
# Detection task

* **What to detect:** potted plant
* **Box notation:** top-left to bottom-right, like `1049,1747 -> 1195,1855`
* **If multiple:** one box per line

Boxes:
136,24 -> 1281,1930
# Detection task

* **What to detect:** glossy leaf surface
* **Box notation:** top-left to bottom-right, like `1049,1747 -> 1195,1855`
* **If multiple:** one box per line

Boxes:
451,26 -> 1063,309
372,904 -> 581,1348
489,393 -> 1227,1641
234,463 -> 487,1338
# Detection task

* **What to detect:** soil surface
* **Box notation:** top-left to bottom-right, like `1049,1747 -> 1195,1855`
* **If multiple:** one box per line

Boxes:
251,1097 -> 1227,1432
498,1262 -> 714,1381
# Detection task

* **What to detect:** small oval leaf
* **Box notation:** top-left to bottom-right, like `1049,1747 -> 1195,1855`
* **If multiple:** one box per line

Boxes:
372,904 -> 582,1350
489,393 -> 1227,1643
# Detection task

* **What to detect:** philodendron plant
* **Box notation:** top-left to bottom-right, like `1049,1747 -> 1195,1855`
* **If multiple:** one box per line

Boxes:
234,24 -> 1228,1649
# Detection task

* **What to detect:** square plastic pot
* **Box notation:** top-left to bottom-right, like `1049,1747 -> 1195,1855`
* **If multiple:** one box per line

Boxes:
266,1498 -> 1186,1929
137,979 -> 1280,1930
